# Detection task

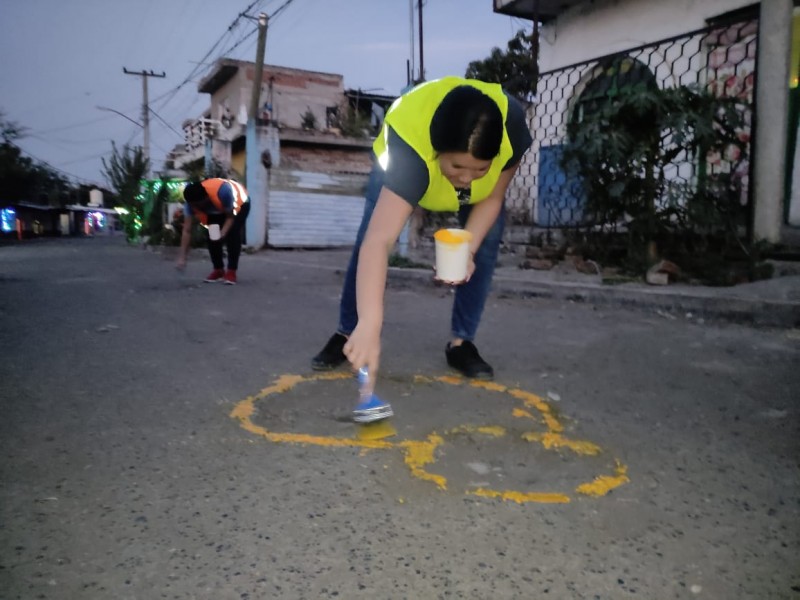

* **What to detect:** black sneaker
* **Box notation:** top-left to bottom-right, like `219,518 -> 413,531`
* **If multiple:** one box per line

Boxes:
445,341 -> 494,380
311,333 -> 348,371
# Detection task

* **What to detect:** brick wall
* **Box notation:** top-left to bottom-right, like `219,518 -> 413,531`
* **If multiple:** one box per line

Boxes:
279,145 -> 373,175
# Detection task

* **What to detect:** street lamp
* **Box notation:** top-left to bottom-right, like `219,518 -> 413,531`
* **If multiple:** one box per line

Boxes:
96,105 -> 143,128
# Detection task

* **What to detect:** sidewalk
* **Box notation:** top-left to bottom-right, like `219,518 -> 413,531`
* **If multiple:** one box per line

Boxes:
254,247 -> 800,328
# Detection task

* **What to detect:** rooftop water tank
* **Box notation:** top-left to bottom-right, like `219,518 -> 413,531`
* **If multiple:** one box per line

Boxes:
89,189 -> 103,207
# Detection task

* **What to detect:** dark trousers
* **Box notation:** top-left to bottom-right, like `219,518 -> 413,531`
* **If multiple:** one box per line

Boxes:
207,202 -> 250,271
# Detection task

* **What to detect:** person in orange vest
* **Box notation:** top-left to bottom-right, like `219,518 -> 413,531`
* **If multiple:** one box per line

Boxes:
311,77 -> 532,381
175,178 -> 251,285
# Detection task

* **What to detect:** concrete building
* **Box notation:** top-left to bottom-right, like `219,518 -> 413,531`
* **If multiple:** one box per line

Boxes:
170,59 -> 395,248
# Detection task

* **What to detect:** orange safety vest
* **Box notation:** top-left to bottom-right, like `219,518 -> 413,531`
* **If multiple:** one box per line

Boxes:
193,178 -> 249,225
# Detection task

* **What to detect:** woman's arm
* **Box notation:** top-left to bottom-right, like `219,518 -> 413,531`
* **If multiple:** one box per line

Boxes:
461,164 -> 520,280
343,188 -> 414,375
219,214 -> 235,239
217,182 -> 237,239
176,213 -> 193,269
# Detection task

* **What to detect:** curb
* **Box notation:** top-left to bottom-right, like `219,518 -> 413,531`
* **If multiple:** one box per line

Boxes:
387,267 -> 800,328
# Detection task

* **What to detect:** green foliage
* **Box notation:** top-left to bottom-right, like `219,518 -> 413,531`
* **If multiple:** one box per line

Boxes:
334,103 -> 371,139
116,211 -> 142,242
101,142 -> 149,242
0,110 -> 75,206
145,178 -> 170,236
301,107 -> 318,130
144,178 -> 207,248
465,30 -> 537,101
1,111 -> 27,143
561,79 -> 749,278
148,206 -> 205,248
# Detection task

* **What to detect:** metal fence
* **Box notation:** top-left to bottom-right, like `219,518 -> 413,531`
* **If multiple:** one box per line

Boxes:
506,17 -> 758,231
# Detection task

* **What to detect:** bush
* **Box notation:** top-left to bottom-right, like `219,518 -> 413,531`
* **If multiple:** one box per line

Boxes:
561,76 -> 751,282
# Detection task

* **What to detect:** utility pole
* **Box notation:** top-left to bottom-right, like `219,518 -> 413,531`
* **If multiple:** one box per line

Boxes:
246,12 -> 269,186
245,12 -> 270,249
417,0 -> 425,82
122,67 -> 165,178
409,0 -> 415,86
531,0 -> 540,94
249,13 -> 269,125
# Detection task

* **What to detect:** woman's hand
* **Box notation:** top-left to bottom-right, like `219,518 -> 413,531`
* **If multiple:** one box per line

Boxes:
433,251 -> 475,285
464,253 -> 475,282
343,323 -> 381,377
220,215 -> 235,240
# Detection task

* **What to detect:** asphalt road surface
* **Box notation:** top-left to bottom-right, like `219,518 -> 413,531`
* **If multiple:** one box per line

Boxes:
1,236 -> 798,599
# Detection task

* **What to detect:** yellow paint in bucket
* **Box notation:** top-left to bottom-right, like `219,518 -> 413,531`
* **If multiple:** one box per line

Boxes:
434,228 -> 472,282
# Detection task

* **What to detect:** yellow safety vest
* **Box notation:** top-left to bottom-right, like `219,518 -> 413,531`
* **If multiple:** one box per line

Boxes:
373,77 -> 514,212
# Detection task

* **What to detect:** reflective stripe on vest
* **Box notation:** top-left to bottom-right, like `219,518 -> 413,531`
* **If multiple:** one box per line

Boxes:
373,77 -> 513,212
195,178 -> 249,225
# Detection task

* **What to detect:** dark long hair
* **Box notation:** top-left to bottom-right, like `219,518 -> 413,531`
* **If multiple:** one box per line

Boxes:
429,85 -> 503,160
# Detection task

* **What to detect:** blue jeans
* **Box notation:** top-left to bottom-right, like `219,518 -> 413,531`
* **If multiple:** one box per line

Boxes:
337,166 -> 505,342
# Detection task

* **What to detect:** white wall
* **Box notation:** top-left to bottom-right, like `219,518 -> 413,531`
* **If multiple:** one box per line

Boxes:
515,0 -> 763,226
541,0 -> 757,71
268,170 -> 367,247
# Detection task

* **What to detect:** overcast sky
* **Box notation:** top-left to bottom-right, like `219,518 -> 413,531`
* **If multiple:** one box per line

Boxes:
0,0 -> 529,187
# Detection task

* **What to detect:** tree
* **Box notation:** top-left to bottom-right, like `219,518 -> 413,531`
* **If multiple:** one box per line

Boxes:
1,111 -> 27,144
0,110 -> 74,206
101,141 -> 149,241
465,30 -> 537,101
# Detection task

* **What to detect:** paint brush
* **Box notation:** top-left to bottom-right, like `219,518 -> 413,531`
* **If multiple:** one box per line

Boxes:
353,367 -> 396,440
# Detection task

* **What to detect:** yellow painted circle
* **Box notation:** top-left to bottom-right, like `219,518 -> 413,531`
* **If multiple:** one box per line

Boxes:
230,372 -> 629,504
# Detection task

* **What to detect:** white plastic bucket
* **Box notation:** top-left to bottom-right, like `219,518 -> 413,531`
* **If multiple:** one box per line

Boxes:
434,228 -> 473,282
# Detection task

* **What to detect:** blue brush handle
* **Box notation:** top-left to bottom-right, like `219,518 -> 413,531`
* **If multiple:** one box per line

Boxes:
357,367 -> 371,401
353,366 -> 393,422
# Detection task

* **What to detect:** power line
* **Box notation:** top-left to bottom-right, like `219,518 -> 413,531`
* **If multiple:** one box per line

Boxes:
11,141 -> 101,186
150,2 -> 268,110
160,0 -> 292,105
10,1 -> 290,185
145,0 -> 294,160
148,108 -> 184,139
123,68 -> 166,178
32,115 -> 116,135
269,0 -> 298,20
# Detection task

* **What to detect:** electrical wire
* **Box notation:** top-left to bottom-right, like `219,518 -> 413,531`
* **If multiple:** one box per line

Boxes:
10,142 -> 99,186
147,0 -> 296,153
148,108 -> 184,139
10,2 -> 275,186
150,0 -> 269,108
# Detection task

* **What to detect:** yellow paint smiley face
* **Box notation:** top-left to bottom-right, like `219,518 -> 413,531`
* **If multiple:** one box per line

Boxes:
230,372 -> 629,504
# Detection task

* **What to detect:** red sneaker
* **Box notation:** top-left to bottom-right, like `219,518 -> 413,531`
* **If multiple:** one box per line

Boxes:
223,270 -> 237,285
204,269 -> 225,283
